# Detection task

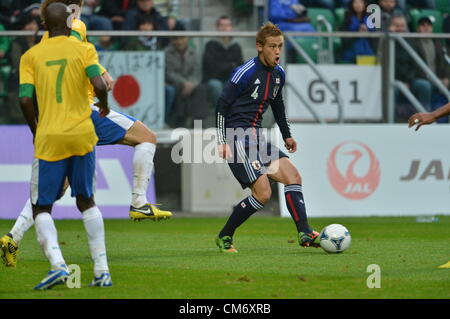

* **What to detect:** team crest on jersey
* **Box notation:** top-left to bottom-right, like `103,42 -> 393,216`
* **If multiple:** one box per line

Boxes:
273,86 -> 280,97
251,160 -> 262,171
276,78 -> 280,84
241,202 -> 247,208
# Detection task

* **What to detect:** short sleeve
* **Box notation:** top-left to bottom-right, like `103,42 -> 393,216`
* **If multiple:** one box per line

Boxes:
19,53 -> 35,98
84,44 -> 102,79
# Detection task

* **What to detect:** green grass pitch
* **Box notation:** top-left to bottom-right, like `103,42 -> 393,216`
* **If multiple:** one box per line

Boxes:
0,216 -> 449,299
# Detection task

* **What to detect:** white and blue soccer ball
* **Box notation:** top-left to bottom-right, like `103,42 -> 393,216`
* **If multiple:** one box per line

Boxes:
319,224 -> 351,253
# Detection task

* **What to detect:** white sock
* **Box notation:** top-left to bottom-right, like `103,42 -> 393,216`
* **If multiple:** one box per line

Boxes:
132,142 -> 156,208
10,199 -> 34,244
82,206 -> 109,277
34,213 -> 65,270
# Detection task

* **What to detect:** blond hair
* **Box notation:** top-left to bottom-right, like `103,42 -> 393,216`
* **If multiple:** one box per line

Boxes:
256,22 -> 283,46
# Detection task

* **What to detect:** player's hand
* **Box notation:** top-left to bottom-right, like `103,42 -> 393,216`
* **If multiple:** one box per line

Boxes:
284,137 -> 297,153
95,101 -> 110,117
408,112 -> 436,131
218,144 -> 233,159
102,72 -> 115,91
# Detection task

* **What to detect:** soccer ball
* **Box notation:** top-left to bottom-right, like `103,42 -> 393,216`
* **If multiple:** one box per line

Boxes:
319,224 -> 351,253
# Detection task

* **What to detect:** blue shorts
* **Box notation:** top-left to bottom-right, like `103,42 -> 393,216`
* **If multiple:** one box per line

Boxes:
30,151 -> 96,206
90,106 -> 137,146
227,133 -> 288,189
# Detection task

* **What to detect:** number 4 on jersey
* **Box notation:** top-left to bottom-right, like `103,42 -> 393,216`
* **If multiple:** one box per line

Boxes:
251,85 -> 259,100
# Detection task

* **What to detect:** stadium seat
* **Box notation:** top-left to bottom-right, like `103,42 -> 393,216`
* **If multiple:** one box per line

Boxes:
233,0 -> 253,15
293,37 -> 319,63
410,9 -> 444,32
334,7 -> 346,30
307,8 -> 335,31
435,0 -> 450,14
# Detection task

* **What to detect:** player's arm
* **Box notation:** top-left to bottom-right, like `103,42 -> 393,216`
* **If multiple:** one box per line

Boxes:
85,44 -> 109,117
409,102 -> 450,131
18,53 -> 37,138
216,80 -> 245,159
216,96 -> 232,159
19,96 -> 37,137
102,70 -> 114,91
71,19 -> 114,91
91,75 -> 109,117
271,87 -> 296,153
96,62 -> 114,91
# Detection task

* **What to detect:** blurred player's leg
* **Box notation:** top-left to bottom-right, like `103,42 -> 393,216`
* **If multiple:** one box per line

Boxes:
9,199 -> 34,244
120,121 -> 172,221
132,142 -> 156,208
268,158 -> 320,248
216,177 -> 269,253
0,199 -> 34,267
32,158 -> 69,290
0,233 -> 18,267
35,212 -> 66,269
72,151 -> 112,287
33,212 -> 69,290
438,261 -> 450,269
92,110 -> 172,221
1,179 -> 70,267
81,205 -> 111,286
216,194 -> 264,253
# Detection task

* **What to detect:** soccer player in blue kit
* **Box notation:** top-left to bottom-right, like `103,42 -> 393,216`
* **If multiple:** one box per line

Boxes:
215,22 -> 321,253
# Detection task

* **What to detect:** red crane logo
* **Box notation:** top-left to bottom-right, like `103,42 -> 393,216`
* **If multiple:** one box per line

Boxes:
327,141 -> 380,200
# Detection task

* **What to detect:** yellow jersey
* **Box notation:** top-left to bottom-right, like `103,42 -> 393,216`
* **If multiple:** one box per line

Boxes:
42,19 -> 106,104
42,19 -> 87,43
19,36 -> 101,161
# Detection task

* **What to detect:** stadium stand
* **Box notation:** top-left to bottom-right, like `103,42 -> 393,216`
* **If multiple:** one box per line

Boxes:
410,8 -> 444,32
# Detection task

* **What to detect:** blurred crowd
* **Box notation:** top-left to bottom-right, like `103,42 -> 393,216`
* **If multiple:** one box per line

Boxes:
0,0 -> 449,126
268,0 -> 450,122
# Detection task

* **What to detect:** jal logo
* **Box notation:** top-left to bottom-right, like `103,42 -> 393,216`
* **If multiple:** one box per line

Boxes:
327,141 -> 380,200
400,160 -> 450,181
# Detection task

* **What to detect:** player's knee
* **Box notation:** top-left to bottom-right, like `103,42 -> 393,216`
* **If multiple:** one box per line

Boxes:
283,169 -> 301,185
289,171 -> 302,185
254,187 -> 272,204
76,196 -> 95,213
146,129 -> 157,144
32,205 -> 53,219
134,121 -> 157,144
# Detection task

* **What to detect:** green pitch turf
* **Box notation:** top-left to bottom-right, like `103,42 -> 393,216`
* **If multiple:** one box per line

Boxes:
0,216 -> 449,299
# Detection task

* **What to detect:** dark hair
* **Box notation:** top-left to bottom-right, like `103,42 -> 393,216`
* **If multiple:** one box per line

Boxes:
343,0 -> 369,30
173,21 -> 186,31
216,15 -> 231,26
418,16 -> 433,26
16,12 -> 37,30
388,12 -> 407,25
137,14 -> 155,27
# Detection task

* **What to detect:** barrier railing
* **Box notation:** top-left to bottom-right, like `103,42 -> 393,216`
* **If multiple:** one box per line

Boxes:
0,31 -> 449,126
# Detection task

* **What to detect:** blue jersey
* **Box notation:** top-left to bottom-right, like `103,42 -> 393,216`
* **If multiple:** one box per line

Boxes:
216,56 -> 291,144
